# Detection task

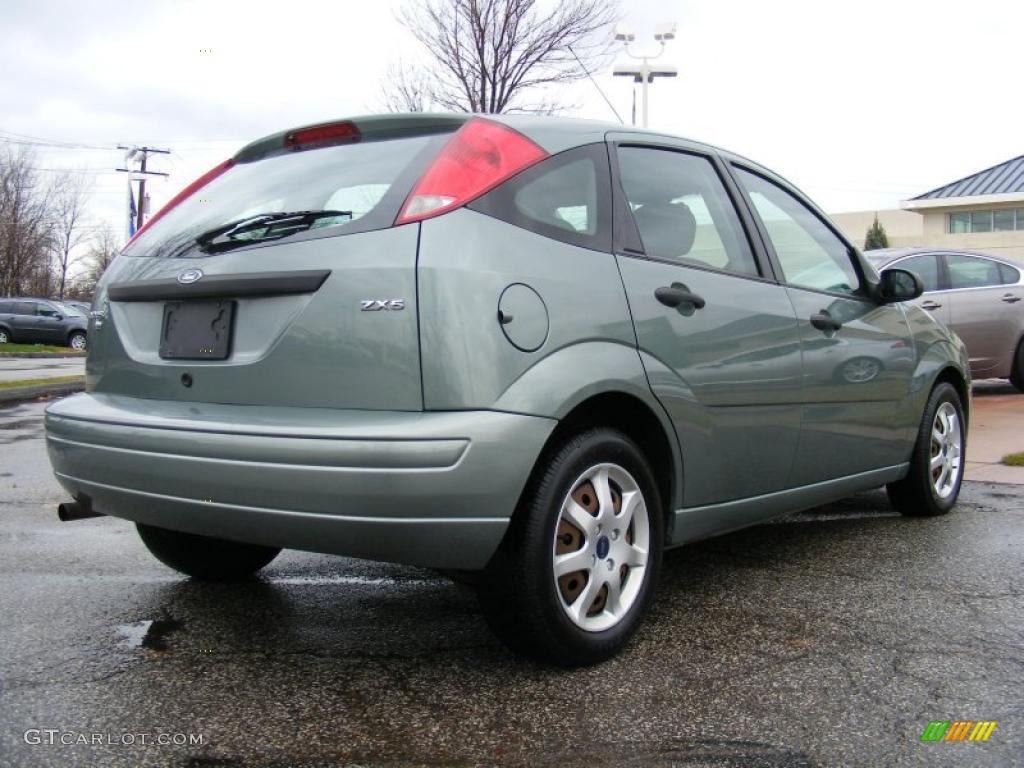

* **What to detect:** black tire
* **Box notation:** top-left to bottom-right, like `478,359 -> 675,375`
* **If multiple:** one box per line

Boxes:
136,523 -> 280,581
68,330 -> 87,351
887,381 -> 965,517
0,327 -> 10,344
478,428 -> 664,667
1010,338 -> 1024,392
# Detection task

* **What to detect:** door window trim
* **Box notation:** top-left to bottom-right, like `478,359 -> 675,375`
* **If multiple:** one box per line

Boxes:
607,140 -> 778,285
727,161 -> 874,302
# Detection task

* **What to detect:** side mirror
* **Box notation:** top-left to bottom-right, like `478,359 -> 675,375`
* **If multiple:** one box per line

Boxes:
878,268 -> 923,303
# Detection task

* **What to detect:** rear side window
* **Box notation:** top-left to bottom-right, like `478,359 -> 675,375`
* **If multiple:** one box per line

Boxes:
468,144 -> 611,251
615,146 -> 759,277
1000,262 -> 1020,284
897,254 -> 941,292
124,133 -> 448,259
947,254 -> 1006,289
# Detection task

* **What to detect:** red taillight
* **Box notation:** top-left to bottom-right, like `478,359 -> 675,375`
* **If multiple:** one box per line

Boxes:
284,121 -> 360,151
396,118 -> 548,225
124,159 -> 234,248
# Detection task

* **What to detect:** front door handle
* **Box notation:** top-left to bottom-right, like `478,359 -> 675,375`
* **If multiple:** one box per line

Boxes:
921,300 -> 942,310
655,283 -> 706,310
1001,294 -> 1021,304
810,310 -> 842,333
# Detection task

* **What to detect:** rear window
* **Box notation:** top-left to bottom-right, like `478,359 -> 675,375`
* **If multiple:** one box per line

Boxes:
124,133 -> 448,259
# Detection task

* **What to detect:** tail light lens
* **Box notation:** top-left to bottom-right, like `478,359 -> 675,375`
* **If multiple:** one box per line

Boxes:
396,118 -> 547,225
124,159 -> 234,248
284,121 -> 359,151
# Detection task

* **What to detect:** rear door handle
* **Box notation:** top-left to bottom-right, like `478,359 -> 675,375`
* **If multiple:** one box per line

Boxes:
921,300 -> 942,310
1001,294 -> 1021,304
810,310 -> 842,333
655,283 -> 706,310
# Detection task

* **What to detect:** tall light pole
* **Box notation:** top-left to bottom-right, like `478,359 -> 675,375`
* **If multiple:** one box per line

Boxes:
612,22 -> 678,128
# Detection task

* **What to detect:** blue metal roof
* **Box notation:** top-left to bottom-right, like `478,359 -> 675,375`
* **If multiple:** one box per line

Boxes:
912,154 -> 1024,200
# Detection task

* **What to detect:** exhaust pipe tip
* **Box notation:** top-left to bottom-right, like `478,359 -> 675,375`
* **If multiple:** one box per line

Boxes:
58,497 -> 103,522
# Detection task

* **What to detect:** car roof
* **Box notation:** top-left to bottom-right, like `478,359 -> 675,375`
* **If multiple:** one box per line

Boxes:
865,247 -> 1021,267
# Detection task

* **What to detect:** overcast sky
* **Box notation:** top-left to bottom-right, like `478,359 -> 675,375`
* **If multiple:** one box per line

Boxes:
3,0 -> 1022,256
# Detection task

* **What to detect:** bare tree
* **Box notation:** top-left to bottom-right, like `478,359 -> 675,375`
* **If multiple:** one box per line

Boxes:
49,173 -> 92,300
381,61 -> 435,113
0,146 -> 54,297
76,224 -> 120,297
388,0 -> 618,114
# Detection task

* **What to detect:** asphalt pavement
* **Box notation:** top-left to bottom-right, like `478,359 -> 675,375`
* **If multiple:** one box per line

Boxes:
0,357 -> 85,383
0,398 -> 1021,767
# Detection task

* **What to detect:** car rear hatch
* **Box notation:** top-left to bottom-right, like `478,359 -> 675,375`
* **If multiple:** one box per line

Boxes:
89,115 -> 466,410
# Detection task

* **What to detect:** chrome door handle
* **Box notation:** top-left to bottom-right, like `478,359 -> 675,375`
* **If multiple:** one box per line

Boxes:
1001,294 -> 1021,304
921,300 -> 942,310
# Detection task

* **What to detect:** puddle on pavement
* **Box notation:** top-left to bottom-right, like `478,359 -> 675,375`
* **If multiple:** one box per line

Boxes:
116,619 -> 182,652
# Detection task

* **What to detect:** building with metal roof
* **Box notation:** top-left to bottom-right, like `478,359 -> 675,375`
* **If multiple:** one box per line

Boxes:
830,155 -> 1024,262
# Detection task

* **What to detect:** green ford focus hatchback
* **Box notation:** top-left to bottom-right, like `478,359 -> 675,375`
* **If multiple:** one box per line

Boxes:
45,114 -> 970,665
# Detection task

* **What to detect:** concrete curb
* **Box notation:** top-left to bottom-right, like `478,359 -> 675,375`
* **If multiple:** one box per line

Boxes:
0,352 -> 86,359
0,380 -> 85,405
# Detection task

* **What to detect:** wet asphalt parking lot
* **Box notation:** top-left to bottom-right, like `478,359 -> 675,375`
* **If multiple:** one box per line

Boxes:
0,398 -> 1021,768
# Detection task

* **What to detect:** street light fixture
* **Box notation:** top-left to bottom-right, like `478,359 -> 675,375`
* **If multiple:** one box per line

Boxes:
612,21 -> 678,128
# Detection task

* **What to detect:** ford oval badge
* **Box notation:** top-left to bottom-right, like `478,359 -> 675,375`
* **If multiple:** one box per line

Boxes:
177,268 -> 204,285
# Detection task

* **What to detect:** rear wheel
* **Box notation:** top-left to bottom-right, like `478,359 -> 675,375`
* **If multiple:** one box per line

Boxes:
136,523 -> 280,581
1010,338 -> 1024,392
478,428 -> 663,666
68,331 -> 87,351
0,328 -> 9,344
887,381 -> 965,517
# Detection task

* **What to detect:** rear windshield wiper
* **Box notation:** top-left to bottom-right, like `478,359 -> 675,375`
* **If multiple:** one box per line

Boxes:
195,210 -> 353,253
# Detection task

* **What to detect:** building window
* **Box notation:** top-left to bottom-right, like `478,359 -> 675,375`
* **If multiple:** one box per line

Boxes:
949,212 -> 970,233
948,208 -> 1024,233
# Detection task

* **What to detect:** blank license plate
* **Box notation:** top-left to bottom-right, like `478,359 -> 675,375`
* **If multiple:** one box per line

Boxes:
159,300 -> 234,360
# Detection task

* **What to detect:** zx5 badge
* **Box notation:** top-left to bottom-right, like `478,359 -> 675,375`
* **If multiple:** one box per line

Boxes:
360,299 -> 406,311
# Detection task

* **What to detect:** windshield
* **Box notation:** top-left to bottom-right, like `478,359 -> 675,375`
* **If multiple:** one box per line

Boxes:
124,133 -> 447,258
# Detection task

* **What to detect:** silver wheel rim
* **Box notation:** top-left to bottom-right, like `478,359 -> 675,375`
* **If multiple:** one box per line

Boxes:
0,330 -> 7,343
551,462 -> 650,633
930,402 -> 962,499
70,334 -> 86,350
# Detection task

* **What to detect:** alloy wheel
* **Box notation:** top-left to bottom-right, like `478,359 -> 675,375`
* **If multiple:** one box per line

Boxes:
930,402 -> 962,499
552,462 -> 650,633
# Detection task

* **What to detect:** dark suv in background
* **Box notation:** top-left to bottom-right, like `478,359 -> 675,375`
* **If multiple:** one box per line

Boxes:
0,298 -> 89,349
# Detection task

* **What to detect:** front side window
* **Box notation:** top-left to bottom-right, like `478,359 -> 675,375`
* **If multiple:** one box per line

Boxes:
898,254 -> 941,292
735,167 -> 860,295
36,303 -> 61,317
947,255 -> 1004,289
615,147 -> 759,277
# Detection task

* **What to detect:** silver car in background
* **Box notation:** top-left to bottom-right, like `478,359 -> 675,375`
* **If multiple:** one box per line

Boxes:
866,248 -> 1024,389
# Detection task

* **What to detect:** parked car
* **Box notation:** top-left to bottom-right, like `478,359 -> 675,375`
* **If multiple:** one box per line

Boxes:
865,248 -> 1024,389
64,300 -> 92,315
45,114 -> 969,665
0,297 -> 88,349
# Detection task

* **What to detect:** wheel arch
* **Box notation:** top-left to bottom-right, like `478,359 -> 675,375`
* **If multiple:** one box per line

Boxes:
66,327 -> 87,345
520,390 -> 681,537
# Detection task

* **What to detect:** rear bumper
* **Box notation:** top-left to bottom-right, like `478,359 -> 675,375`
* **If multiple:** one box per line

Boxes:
45,393 -> 555,569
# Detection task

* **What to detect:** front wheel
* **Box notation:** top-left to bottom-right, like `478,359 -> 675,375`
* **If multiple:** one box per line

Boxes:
478,428 -> 663,666
887,381 -> 965,516
68,331 -> 87,351
136,523 -> 281,581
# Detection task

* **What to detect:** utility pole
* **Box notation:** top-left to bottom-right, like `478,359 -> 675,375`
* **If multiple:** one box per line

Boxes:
612,23 -> 679,128
117,146 -> 170,233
